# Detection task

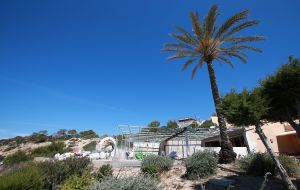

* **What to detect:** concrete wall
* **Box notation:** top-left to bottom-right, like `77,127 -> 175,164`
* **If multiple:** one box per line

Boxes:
166,140 -> 248,158
133,142 -> 159,154
194,147 -> 248,157
133,140 -> 248,158
166,140 -> 201,157
245,122 -> 288,153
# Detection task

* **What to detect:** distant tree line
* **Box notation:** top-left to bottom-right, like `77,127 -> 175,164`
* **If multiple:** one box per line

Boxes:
0,129 -> 99,150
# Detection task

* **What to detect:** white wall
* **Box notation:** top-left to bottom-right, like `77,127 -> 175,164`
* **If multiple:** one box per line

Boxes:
133,141 -> 248,158
194,147 -> 248,157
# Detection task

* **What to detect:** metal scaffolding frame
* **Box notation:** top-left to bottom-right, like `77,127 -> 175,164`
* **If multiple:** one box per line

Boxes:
117,125 -> 229,156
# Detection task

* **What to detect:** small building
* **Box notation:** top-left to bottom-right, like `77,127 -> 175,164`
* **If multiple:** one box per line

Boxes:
246,122 -> 300,156
177,117 -> 199,128
210,116 -> 300,156
118,118 -> 300,159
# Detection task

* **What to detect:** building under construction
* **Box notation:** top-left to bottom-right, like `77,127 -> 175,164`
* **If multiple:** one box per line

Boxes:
118,123 -> 249,158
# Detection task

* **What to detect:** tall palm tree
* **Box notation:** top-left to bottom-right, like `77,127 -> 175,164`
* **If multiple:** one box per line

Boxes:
163,4 -> 264,163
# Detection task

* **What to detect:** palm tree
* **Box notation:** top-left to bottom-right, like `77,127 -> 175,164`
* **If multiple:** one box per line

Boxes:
162,4 -> 264,163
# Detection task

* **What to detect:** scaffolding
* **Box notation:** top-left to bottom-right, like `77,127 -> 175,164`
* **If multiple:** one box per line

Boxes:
118,125 -> 232,158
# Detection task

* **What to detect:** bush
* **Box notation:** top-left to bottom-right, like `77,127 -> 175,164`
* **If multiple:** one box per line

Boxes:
0,155 -> 4,162
79,130 -> 98,139
185,150 -> 217,179
141,164 -> 160,177
199,119 -> 216,128
278,154 -> 300,177
89,175 -> 161,190
141,154 -> 173,176
3,150 -> 32,166
60,173 -> 93,190
4,144 -> 18,152
29,132 -> 49,143
96,164 -> 113,182
83,141 -> 97,152
0,164 -> 43,190
39,157 -> 91,189
238,153 -> 276,176
31,141 -> 68,157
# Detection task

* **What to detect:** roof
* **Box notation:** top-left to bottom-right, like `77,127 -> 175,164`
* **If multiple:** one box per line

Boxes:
201,127 -> 245,142
277,131 -> 297,137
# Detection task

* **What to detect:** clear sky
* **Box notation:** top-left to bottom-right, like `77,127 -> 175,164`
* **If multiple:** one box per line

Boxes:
0,0 -> 300,139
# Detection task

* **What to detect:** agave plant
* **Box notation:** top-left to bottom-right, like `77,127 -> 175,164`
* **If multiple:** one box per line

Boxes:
163,4 -> 264,163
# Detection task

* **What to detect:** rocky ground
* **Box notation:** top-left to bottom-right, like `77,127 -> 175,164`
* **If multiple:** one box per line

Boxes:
0,141 -> 51,156
111,161 -> 300,190
0,137 -> 99,157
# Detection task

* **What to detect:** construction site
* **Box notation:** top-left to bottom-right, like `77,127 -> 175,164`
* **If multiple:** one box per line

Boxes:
117,119 -> 249,160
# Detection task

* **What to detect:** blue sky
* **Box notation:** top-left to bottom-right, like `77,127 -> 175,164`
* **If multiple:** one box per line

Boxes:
0,0 -> 300,139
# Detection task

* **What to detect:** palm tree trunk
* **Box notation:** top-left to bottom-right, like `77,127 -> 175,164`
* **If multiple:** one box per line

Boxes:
206,61 -> 236,163
255,124 -> 296,190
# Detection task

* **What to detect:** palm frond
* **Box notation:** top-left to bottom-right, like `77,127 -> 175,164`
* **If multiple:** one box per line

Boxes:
161,48 -> 194,53
189,12 -> 203,40
207,39 -> 221,57
175,26 -> 198,45
226,36 -> 265,44
216,56 -> 234,67
204,4 -> 218,38
234,45 -> 262,53
167,49 -> 195,60
220,48 -> 249,58
191,64 -> 201,79
221,20 -> 260,40
181,59 -> 196,71
164,43 -> 194,50
198,57 -> 205,68
226,52 -> 248,63
169,33 -> 196,45
167,54 -> 187,60
215,10 -> 249,38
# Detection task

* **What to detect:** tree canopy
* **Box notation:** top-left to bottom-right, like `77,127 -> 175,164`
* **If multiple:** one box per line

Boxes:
162,4 -> 264,78
166,120 -> 179,129
188,121 -> 200,128
219,88 -> 268,126
260,56 -> 300,130
200,119 -> 216,128
147,121 -> 160,132
219,86 -> 297,190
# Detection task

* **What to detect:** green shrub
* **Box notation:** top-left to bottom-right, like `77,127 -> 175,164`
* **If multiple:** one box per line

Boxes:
238,153 -> 276,176
29,132 -> 49,143
185,150 -> 217,179
141,154 -> 173,175
0,164 -> 43,190
31,141 -> 68,157
89,175 -> 161,190
96,164 -> 113,182
3,150 -> 32,166
4,144 -> 17,152
0,155 -> 4,162
39,157 -> 91,189
141,164 -> 160,177
60,173 -> 93,190
199,119 -> 216,128
278,154 -> 300,177
83,141 -> 97,152
79,130 -> 98,139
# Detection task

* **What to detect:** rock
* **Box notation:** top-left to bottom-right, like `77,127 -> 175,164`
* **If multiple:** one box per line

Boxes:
54,153 -> 60,159
34,157 -> 51,162
104,145 -> 113,152
99,152 -> 106,159
209,178 -> 236,187
89,153 -> 101,160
